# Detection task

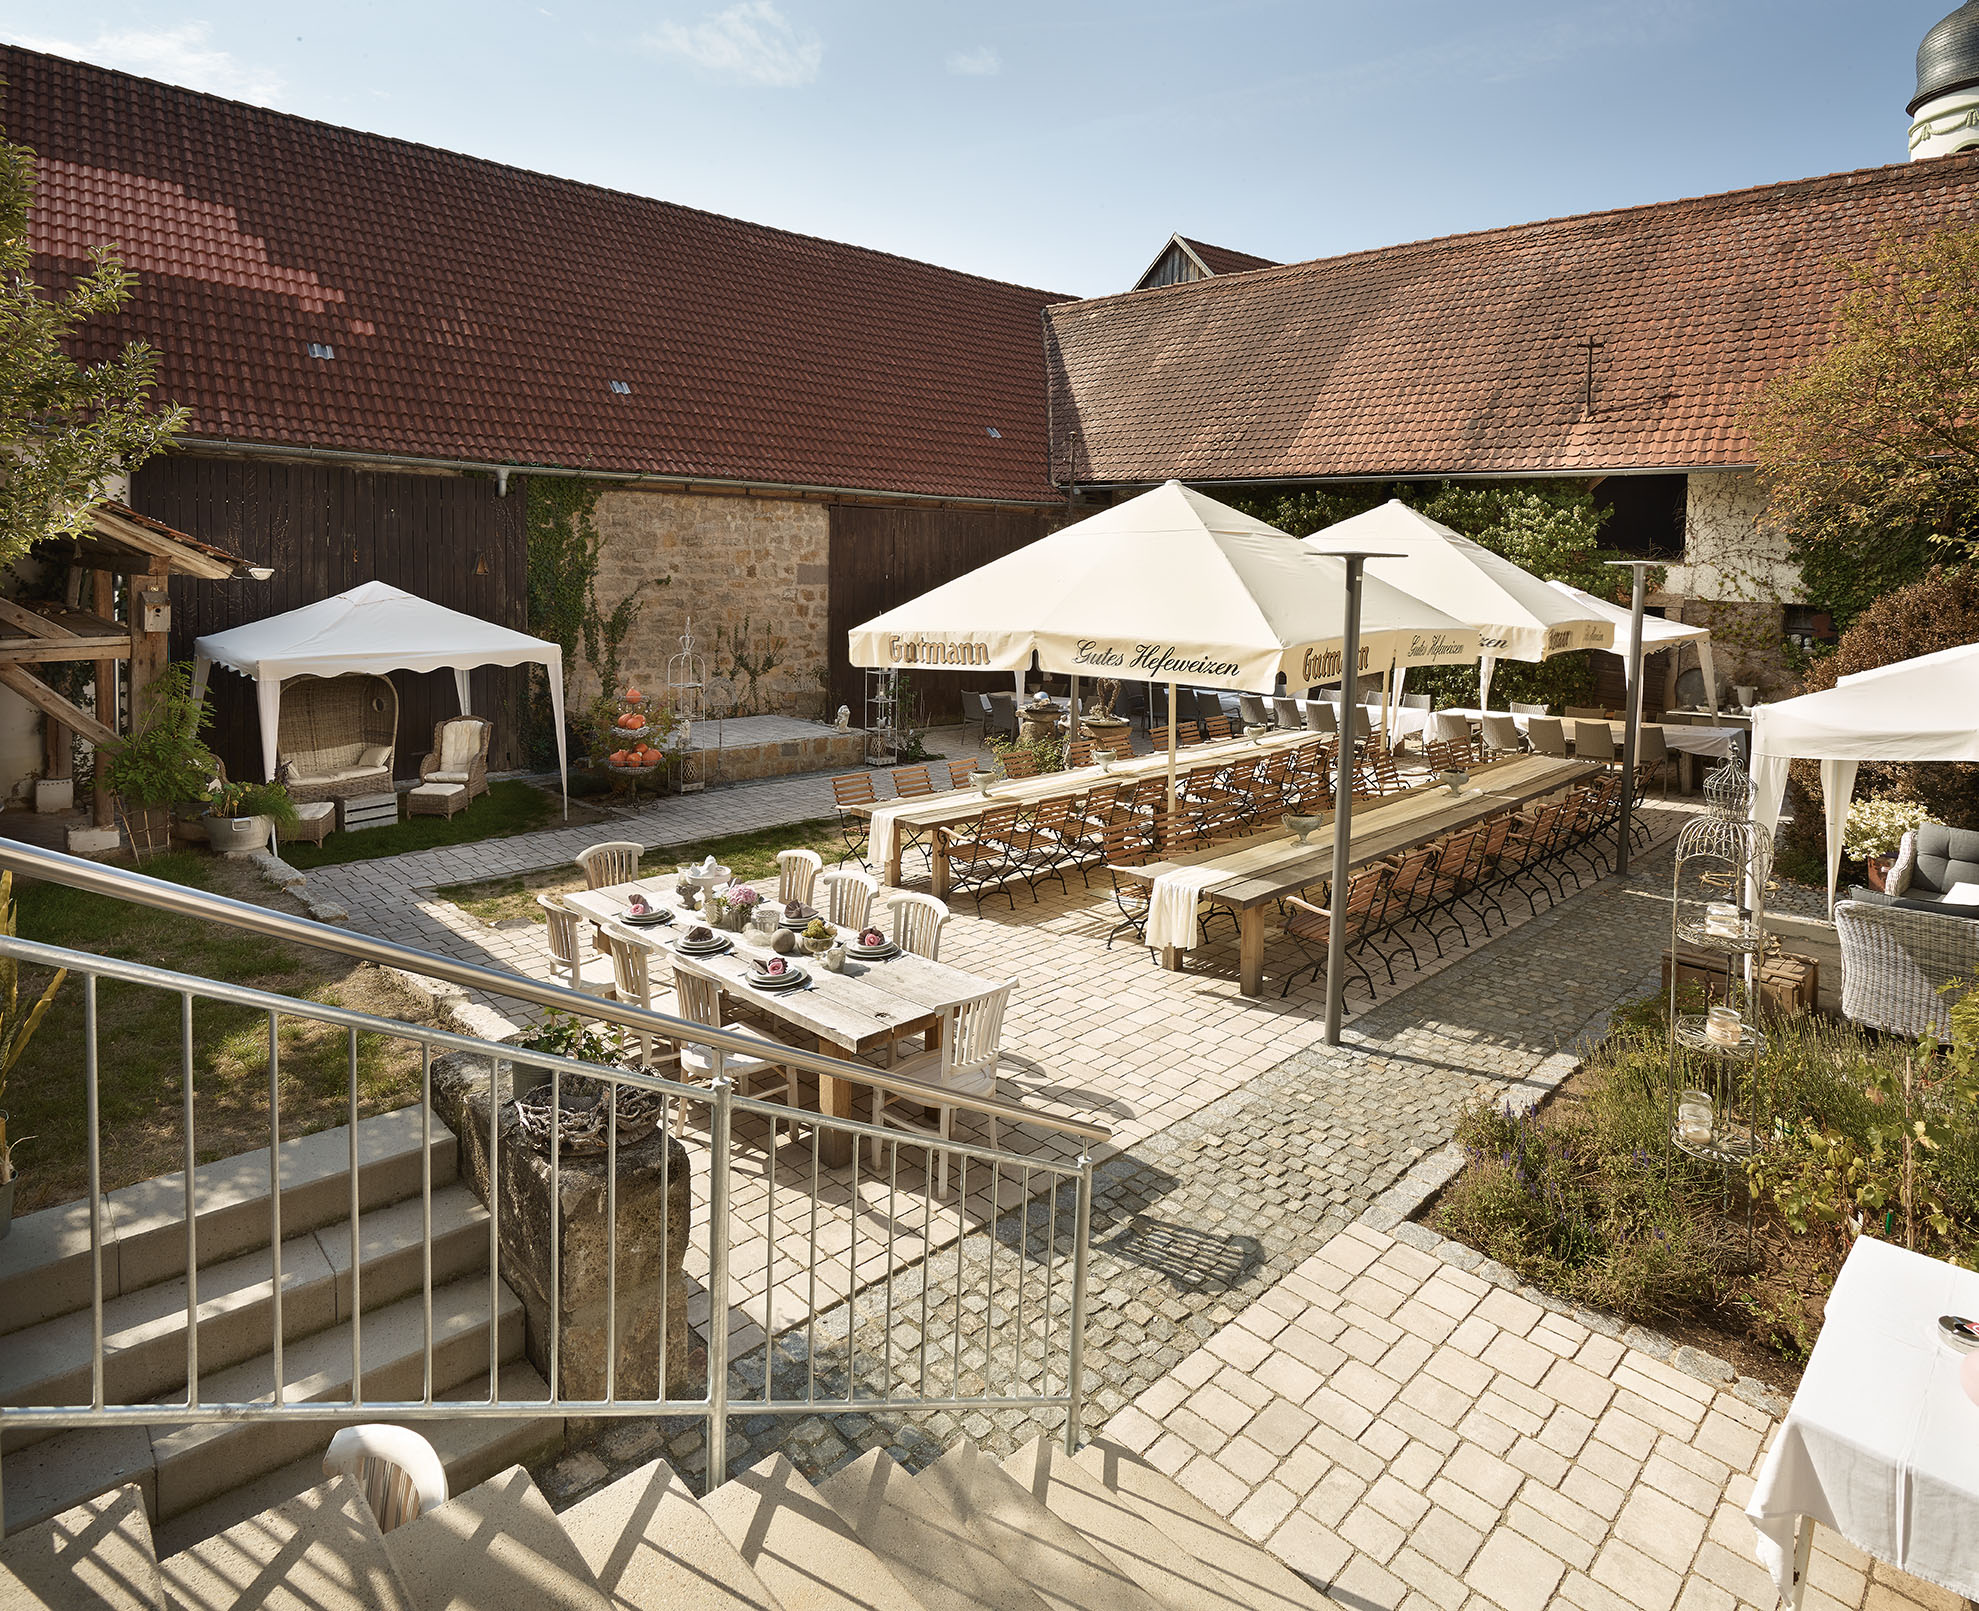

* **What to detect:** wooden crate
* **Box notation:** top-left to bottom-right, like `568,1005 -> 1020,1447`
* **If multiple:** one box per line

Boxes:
1660,947 -> 1818,1016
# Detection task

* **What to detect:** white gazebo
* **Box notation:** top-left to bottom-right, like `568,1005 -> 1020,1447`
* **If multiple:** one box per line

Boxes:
1303,501 -> 1615,709
1751,642 -> 1979,907
193,581 -> 568,810
1545,580 -> 1719,717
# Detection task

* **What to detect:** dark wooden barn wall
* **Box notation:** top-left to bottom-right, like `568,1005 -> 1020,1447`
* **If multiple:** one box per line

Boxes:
133,456 -> 530,784
826,505 -> 1057,723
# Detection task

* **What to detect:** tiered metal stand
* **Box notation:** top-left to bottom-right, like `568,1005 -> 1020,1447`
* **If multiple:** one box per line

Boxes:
864,669 -> 905,767
1666,760 -> 1774,1182
666,621 -> 714,793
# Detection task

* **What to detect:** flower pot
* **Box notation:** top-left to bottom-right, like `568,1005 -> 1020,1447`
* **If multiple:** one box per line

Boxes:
1081,715 -> 1130,744
1866,856 -> 1892,893
203,813 -> 274,855
33,777 -> 72,815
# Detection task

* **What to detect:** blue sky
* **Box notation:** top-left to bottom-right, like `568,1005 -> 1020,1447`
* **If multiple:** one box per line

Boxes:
0,1 -> 1957,296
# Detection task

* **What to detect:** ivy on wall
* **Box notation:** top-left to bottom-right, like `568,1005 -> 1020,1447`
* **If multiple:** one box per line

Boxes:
523,476 -> 657,766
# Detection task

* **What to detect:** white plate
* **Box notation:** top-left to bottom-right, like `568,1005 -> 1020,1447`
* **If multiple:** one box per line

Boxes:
847,943 -> 898,960
675,936 -> 731,955
746,966 -> 808,990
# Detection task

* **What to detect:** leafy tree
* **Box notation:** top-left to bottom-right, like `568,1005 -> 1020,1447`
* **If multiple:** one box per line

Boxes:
1745,223 -> 1979,630
0,119 -> 186,567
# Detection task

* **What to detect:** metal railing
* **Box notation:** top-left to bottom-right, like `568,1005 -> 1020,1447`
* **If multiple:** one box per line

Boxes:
0,844 -> 1104,1532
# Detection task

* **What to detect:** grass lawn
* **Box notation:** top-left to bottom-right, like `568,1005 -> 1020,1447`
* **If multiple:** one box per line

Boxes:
8,853 -> 437,1213
437,816 -> 850,928
280,779 -> 605,869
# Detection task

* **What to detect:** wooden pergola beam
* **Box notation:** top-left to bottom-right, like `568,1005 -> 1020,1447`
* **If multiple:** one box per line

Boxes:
0,663 -> 119,749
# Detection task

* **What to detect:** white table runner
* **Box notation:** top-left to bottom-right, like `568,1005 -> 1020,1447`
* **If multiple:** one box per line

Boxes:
1747,1236 -> 1979,1603
868,803 -> 910,875
1146,865 -> 1227,950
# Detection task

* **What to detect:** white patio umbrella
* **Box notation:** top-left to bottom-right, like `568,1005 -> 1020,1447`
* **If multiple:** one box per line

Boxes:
849,480 -> 1480,807
1303,501 -> 1615,710
1545,580 -> 1719,719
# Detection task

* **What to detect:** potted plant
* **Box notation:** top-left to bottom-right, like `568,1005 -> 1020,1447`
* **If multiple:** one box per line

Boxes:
1842,796 -> 1929,891
0,871 -> 65,1238
1081,678 -> 1133,748
101,665 -> 218,859
710,883 -> 760,932
201,777 -> 300,855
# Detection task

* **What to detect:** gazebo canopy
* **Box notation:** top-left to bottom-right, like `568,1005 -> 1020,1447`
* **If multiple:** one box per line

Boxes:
1544,580 -> 1719,714
849,480 -> 1481,692
193,581 -> 566,807
1751,642 -> 1979,906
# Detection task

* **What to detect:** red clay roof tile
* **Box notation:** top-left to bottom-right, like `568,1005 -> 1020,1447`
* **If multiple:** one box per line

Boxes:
6,46 -> 1068,503
1047,157 -> 1979,483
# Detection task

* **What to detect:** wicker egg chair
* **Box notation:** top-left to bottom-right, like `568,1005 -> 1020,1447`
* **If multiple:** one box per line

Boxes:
274,674 -> 400,804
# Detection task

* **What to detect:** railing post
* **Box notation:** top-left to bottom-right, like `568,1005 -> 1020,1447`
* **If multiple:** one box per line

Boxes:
704,1076 -> 734,1496
1063,1150 -> 1094,1455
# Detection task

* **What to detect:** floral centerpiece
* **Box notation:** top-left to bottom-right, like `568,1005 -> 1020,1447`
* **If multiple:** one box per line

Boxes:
709,883 -> 761,931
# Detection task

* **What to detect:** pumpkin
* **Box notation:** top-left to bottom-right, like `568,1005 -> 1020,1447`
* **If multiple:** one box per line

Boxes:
609,750 -> 628,767
625,687 -> 642,701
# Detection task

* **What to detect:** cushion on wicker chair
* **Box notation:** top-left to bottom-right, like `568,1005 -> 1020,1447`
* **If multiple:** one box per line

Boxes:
438,722 -> 481,772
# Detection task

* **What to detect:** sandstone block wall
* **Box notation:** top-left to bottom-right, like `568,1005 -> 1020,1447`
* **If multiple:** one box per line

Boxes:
588,489 -> 830,718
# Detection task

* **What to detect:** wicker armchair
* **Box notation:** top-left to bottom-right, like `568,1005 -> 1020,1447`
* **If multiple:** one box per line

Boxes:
1835,899 -> 1979,1039
418,717 -> 491,799
275,674 -> 400,804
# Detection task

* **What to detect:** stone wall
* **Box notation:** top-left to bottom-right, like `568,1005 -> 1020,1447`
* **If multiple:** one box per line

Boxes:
1657,471 -> 1804,700
587,488 -> 830,720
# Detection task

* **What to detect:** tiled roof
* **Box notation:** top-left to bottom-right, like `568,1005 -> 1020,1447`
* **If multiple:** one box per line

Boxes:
6,46 -> 1070,504
1176,237 -> 1278,275
1047,157 -> 1979,484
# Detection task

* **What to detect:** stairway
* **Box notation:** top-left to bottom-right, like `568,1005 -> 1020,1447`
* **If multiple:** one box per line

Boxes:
2,1433 -> 1334,1609
0,1105 -> 562,1549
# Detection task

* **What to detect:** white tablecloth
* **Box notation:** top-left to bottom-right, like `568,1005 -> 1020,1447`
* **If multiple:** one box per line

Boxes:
1747,1236 -> 1979,1604
869,803 -> 909,873
1440,709 -> 1740,759
1146,865 -> 1226,950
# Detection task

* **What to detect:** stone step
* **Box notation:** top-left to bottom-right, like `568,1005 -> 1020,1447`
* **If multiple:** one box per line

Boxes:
1004,1437 -> 1326,1611
814,1448 -> 1047,1611
158,1472 -> 415,1611
0,1105 -> 459,1338
0,1183 -> 489,1451
0,1482 -> 164,1611
701,1453 -> 925,1611
915,1440 -> 1162,1611
382,1464 -> 609,1611
559,1455 -> 786,1611
149,1360 -> 563,1561
1065,1440 -> 1328,1610
1,1273 -> 522,1535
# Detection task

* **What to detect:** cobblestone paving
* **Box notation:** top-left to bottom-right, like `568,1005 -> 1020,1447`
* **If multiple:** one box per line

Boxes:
537,847 -> 1684,1502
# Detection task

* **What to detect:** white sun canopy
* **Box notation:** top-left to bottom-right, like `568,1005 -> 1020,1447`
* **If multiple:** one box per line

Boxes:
848,480 -> 1481,691
1544,580 -> 1719,716
193,581 -> 567,811
1751,642 -> 1979,908
1303,501 -> 1615,709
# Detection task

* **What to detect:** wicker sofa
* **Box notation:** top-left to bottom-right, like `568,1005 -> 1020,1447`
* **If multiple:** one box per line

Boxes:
1835,899 -> 1979,1039
1846,822 -> 1979,915
274,674 -> 399,804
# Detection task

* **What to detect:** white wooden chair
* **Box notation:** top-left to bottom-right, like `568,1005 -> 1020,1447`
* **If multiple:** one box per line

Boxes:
322,1425 -> 446,1534
888,891 -> 949,960
667,967 -> 801,1145
537,893 -> 617,997
598,922 -> 671,1065
820,868 -> 879,930
777,848 -> 822,906
869,981 -> 1013,1197
576,840 -> 642,889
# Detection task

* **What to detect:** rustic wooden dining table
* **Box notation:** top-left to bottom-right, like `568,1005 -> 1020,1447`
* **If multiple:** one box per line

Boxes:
849,726 -> 1315,895
562,877 -> 1003,1165
1113,754 -> 1600,996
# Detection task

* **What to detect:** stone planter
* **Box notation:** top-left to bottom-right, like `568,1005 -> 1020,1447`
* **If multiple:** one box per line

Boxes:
33,778 -> 72,815
203,813 -> 273,855
1081,715 -> 1131,746
434,1055 -> 696,1401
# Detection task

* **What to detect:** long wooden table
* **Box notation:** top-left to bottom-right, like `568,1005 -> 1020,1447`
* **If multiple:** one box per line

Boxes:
851,727 -> 1316,895
564,877 -> 1003,1164
1114,755 -> 1599,996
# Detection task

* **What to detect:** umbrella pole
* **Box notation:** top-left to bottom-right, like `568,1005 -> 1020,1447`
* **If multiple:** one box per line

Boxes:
1325,558 -> 1372,1047
1166,681 -> 1178,820
1608,560 -> 1652,878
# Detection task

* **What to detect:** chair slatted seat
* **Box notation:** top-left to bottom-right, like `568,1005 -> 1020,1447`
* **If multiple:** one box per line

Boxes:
831,772 -> 880,867
1279,865 -> 1391,998
938,805 -> 1020,910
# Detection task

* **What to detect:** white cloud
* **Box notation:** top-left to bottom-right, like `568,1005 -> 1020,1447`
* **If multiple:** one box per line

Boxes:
644,2 -> 822,88
2,22 -> 284,105
945,44 -> 999,77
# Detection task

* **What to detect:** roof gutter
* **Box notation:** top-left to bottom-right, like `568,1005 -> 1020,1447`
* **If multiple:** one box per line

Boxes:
1066,464 -> 1758,491
173,437 -> 1063,510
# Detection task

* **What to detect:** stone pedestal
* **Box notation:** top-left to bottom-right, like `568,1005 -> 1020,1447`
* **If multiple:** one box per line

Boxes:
433,1055 -> 696,1401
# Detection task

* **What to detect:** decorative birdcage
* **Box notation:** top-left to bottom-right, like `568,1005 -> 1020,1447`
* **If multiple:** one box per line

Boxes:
864,668 -> 907,766
1665,756 -> 1775,1187
665,620 -> 715,794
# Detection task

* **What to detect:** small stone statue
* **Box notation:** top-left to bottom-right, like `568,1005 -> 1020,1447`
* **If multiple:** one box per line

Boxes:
834,704 -> 851,729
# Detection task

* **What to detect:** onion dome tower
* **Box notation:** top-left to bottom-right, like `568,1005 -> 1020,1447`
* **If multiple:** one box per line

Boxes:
1910,1 -> 1979,159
